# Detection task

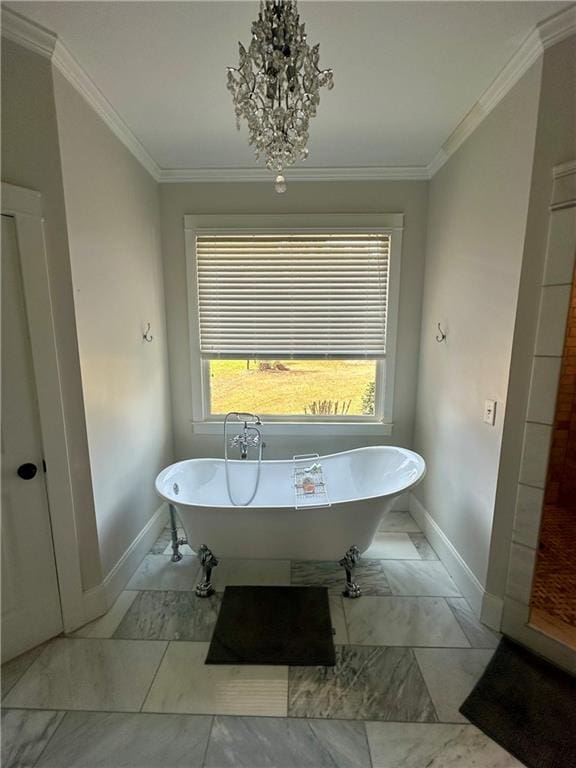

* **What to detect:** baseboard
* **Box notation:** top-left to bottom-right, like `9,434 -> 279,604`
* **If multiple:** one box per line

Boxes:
409,493 -> 486,617
81,583 -> 107,625
103,502 -> 169,607
480,592 -> 504,632
80,503 -> 169,622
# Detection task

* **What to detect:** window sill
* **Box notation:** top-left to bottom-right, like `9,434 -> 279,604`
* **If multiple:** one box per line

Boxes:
191,421 -> 394,437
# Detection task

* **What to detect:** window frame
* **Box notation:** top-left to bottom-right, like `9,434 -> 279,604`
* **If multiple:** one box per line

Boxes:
184,213 -> 404,435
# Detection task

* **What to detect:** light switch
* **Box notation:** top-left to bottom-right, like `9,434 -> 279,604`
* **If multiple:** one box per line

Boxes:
483,400 -> 497,425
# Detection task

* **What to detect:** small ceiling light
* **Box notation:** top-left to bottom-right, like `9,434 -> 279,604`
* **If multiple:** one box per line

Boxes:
227,0 -> 334,193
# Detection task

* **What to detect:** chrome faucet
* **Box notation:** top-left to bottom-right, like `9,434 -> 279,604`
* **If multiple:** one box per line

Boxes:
224,412 -> 263,460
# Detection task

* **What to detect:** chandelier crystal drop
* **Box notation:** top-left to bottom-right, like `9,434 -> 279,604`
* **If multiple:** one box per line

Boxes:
227,0 -> 334,192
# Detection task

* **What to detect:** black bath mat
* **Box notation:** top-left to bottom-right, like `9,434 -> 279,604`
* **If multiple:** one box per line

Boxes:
460,637 -> 576,768
205,586 -> 336,666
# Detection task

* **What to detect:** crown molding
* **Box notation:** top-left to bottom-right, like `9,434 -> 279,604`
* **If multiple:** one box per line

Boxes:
3,5 -> 574,186
51,40 -> 161,180
540,4 -> 576,50
427,5 -> 576,179
1,6 -> 56,58
2,7 -> 161,182
158,165 -> 430,183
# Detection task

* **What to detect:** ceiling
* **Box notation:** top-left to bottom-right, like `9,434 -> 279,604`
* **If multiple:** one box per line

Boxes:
6,1 -> 571,172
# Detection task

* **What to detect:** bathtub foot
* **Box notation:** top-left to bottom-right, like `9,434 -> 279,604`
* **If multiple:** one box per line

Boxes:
339,545 -> 361,598
196,545 -> 219,597
168,504 -> 187,562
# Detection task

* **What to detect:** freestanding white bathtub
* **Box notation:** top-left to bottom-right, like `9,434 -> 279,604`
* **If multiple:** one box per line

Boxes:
155,446 -> 425,591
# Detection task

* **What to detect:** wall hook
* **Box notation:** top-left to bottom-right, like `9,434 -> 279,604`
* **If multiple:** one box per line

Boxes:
143,322 -> 153,342
436,323 -> 447,343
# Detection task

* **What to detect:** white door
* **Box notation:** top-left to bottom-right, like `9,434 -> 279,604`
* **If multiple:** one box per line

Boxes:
1,214 -> 63,662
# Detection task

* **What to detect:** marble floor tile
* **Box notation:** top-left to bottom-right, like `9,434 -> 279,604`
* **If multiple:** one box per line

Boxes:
35,711 -> 212,768
3,638 -> 167,712
446,598 -> 500,649
72,591 -> 138,639
408,533 -> 439,560
365,722 -> 524,767
379,511 -> 421,533
126,555 -> 200,591
363,533 -> 421,560
1,642 -> 51,698
205,715 -> 371,768
210,559 -> 291,591
1,709 -> 65,768
113,590 -> 222,641
289,645 -> 437,722
415,648 -> 494,723
330,596 -> 349,644
291,560 -> 391,596
143,642 -> 288,716
345,597 -> 470,647
383,561 -> 461,597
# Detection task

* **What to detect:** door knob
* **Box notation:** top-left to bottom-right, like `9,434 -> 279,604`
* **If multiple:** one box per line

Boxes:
17,463 -> 37,480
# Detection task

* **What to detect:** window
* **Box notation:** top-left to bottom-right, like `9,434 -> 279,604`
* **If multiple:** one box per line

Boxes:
185,214 -> 403,432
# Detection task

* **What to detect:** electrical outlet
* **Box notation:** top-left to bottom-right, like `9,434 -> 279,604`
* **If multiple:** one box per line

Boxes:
483,400 -> 497,426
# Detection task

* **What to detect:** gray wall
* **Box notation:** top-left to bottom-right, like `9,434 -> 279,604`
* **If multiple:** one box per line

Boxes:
1,40 -> 102,590
487,35 -> 576,598
53,72 -> 173,577
159,181 -> 428,460
413,60 -> 542,587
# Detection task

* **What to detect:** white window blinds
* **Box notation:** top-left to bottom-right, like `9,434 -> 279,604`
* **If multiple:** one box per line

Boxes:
195,232 -> 390,359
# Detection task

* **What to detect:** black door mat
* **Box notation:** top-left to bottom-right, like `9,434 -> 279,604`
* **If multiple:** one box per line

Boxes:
460,637 -> 576,768
205,586 -> 336,666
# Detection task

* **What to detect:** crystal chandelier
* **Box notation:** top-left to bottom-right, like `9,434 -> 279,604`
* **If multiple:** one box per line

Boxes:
227,0 -> 334,193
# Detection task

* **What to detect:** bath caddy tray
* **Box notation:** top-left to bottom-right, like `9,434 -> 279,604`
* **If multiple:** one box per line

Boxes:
293,453 -> 331,509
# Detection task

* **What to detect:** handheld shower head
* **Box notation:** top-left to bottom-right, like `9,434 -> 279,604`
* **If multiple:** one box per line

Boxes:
226,411 -> 261,426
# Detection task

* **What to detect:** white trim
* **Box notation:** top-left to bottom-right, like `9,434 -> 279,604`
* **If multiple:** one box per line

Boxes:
0,7 -> 426,185
184,213 -> 405,231
192,421 -> 394,437
501,597 -> 576,674
4,5 -> 574,185
0,6 -> 56,58
1,7 -> 161,182
51,41 -> 160,181
103,503 -> 169,610
480,592 -> 504,633
409,493 -> 486,617
427,30 -> 543,177
185,227 -> 205,425
81,584 -> 108,626
1,183 -> 88,632
383,227 -> 402,424
540,5 -> 576,50
185,213 -> 402,428
427,7 -> 576,178
500,163 -> 576,661
161,166 -> 429,183
79,503 -> 168,626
